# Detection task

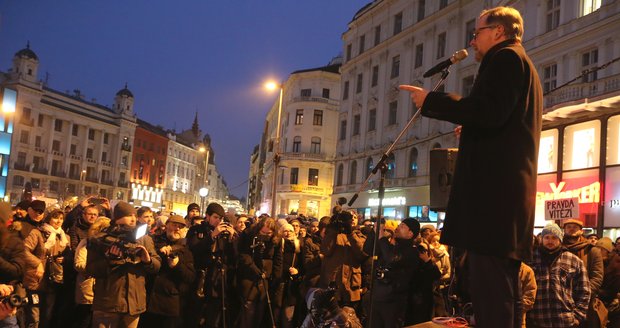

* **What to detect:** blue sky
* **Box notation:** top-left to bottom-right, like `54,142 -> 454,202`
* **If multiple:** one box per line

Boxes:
0,1 -> 369,198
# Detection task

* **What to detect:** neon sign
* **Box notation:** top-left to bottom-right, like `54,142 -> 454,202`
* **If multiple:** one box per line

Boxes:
368,196 -> 406,207
536,181 -> 600,204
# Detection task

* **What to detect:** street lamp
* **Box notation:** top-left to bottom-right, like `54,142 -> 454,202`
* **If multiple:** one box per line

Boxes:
265,81 -> 283,218
199,187 -> 209,217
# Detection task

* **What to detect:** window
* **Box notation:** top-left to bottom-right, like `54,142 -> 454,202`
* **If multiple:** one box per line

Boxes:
290,168 -> 299,185
295,109 -> 304,125
322,88 -> 330,99
417,0 -> 426,22
52,140 -> 60,152
409,148 -> 419,177
371,65 -> 379,87
339,120 -> 347,140
356,73 -> 363,94
35,136 -> 41,148
582,0 -> 601,16
67,184 -> 76,194
102,152 -> 107,162
388,101 -> 398,126
70,144 -> 77,155
368,109 -> 376,132
37,115 -> 43,127
465,19 -> 475,47
49,181 -> 59,192
31,178 -> 40,190
19,131 -> 29,144
366,157 -> 373,177
311,137 -> 321,153
353,114 -> 361,136
462,75 -> 475,96
437,32 -> 446,59
86,148 -> 93,159
349,161 -> 357,184
546,0 -> 560,32
308,168 -> 319,186
292,136 -> 301,153
54,119 -> 62,132
22,107 -> 31,120
343,81 -> 349,100
88,129 -> 95,140
440,0 -> 448,9
359,35 -> 365,55
386,153 -> 396,179
336,164 -> 343,186
582,49 -> 598,83
543,63 -> 557,94
313,110 -> 323,126
346,44 -> 352,61
72,125 -> 78,136
393,12 -> 403,35
104,133 -> 109,144
301,89 -> 311,97
415,44 -> 424,68
374,25 -> 381,46
16,152 -> 26,166
13,175 -> 24,187
391,55 -> 400,78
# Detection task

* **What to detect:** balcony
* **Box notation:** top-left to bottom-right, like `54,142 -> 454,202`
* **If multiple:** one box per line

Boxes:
69,154 -> 82,161
13,163 -> 29,171
102,161 -> 113,167
34,147 -> 46,154
19,117 -> 34,127
50,170 -> 66,178
545,73 -> 620,109
121,144 -> 132,152
101,179 -> 114,186
51,151 -> 64,157
118,180 -> 129,188
32,167 -> 48,175
280,152 -> 329,161
85,176 -> 99,183
86,158 -> 97,164
291,96 -> 339,106
277,184 -> 327,195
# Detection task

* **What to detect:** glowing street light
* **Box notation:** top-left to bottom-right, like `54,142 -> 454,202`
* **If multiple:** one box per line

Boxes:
264,80 -> 283,218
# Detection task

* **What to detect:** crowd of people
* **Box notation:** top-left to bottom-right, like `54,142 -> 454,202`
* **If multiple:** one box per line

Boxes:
0,196 -> 617,327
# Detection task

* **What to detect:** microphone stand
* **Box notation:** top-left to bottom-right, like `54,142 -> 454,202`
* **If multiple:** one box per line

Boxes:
348,67 -> 452,328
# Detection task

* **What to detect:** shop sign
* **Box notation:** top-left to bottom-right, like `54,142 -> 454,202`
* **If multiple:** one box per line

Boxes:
545,197 -> 580,220
536,181 -> 600,204
368,196 -> 406,207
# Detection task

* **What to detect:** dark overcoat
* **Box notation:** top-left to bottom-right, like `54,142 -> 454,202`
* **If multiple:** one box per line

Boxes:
421,39 -> 542,261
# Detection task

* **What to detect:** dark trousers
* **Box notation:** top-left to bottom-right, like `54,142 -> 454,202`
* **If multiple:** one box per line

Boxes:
468,252 -> 521,328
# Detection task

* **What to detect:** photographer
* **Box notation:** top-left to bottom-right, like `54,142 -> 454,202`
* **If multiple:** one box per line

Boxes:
237,217 -> 281,328
186,202 -> 236,328
319,209 -> 366,307
363,218 -> 426,328
142,215 -> 194,328
0,202 -> 25,327
85,201 -> 161,328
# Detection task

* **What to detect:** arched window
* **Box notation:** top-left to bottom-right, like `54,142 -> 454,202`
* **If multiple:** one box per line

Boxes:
349,160 -> 357,184
432,142 -> 442,149
386,153 -> 396,179
311,137 -> 321,153
409,148 -> 419,177
336,164 -> 344,186
366,157 -> 373,177
293,136 -> 302,153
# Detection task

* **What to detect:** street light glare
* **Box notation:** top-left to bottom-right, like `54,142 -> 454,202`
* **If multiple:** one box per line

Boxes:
264,81 -> 279,91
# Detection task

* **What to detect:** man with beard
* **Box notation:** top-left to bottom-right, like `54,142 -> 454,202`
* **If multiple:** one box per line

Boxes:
142,215 -> 195,327
86,201 -> 161,328
528,223 -> 590,328
562,219 -> 604,327
185,203 -> 202,227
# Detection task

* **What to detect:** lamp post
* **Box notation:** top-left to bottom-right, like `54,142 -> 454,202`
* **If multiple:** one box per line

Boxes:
265,81 -> 283,218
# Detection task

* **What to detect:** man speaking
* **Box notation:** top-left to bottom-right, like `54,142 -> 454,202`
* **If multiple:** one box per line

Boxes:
400,6 -> 542,328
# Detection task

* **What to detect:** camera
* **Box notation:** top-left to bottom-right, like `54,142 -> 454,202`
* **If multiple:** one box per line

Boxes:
329,210 -> 353,234
375,266 -> 391,283
94,224 -> 148,263
0,283 -> 27,308
217,222 -> 233,240
89,197 -> 106,206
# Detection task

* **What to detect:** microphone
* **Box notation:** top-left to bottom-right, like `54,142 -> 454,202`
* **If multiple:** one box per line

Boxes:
422,49 -> 468,78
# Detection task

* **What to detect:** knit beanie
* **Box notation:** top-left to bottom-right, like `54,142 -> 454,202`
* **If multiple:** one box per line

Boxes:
113,201 -> 136,221
187,203 -> 200,213
206,202 -> 225,217
401,218 -> 421,237
596,237 -> 613,253
541,223 -> 563,240
16,200 -> 30,211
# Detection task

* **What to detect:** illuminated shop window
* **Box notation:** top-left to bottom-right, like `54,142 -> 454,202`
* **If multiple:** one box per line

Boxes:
607,115 -> 620,165
563,120 -> 600,170
538,129 -> 558,173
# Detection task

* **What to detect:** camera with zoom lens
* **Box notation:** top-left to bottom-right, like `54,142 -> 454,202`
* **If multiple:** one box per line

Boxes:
0,283 -> 27,308
375,266 -> 391,283
329,210 -> 353,235
217,222 -> 233,240
95,224 -> 148,263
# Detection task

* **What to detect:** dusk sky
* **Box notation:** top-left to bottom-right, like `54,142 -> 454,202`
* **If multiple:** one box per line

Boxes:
0,1 -> 369,199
